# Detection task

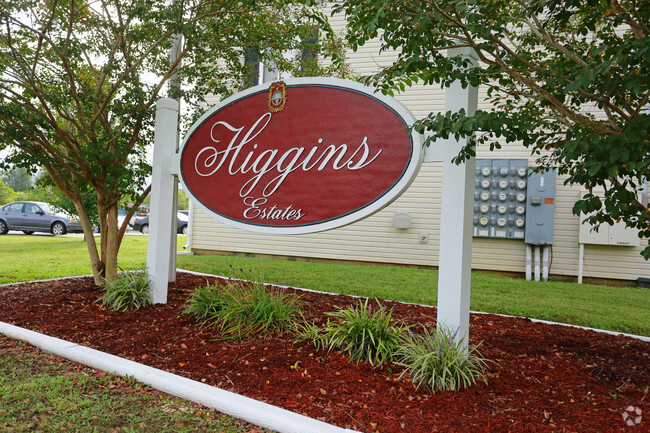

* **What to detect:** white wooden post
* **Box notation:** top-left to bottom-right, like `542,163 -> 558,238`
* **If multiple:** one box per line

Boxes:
167,29 -> 182,283
436,47 -> 478,348
147,98 -> 179,304
168,164 -> 179,283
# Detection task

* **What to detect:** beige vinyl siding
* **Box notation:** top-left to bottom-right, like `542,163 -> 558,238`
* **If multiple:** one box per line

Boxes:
549,182 -> 649,280
191,162 -> 443,267
187,8 -> 650,282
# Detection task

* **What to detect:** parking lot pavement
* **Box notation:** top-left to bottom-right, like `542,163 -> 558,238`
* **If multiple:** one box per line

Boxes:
3,230 -> 192,254
63,231 -> 146,238
2,230 -> 144,238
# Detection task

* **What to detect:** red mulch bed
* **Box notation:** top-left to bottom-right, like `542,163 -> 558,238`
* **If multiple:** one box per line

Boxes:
0,272 -> 647,433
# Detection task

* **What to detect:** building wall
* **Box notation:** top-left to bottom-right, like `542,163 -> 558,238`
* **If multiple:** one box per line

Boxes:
187,9 -> 650,283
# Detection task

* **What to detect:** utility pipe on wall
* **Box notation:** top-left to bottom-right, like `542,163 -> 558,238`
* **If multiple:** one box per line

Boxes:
525,244 -> 532,281
534,246 -> 541,282
578,243 -> 585,284
542,246 -> 549,281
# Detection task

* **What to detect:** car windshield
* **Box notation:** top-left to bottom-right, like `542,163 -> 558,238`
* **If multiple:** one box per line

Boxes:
38,203 -> 55,215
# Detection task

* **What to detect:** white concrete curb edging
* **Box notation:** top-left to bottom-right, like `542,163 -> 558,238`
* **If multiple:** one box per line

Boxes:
0,322 -> 359,433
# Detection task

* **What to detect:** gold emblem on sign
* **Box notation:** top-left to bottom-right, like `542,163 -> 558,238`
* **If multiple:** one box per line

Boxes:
268,81 -> 287,112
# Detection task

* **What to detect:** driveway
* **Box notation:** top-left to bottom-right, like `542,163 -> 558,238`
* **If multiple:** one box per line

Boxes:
2,230 -> 144,238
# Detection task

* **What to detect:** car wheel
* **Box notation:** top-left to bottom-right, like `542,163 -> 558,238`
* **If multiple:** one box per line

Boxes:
181,225 -> 188,235
140,224 -> 149,234
0,220 -> 7,235
23,231 -> 35,235
51,222 -> 67,236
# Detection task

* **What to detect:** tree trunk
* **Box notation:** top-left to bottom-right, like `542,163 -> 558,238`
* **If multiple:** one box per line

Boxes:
71,199 -> 104,286
97,197 -> 108,282
103,203 -> 119,282
43,167 -> 106,286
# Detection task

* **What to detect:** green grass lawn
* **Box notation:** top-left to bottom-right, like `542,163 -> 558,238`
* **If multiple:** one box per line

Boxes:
0,335 -> 266,433
0,234 -> 185,284
1,234 -> 649,336
176,254 -> 650,336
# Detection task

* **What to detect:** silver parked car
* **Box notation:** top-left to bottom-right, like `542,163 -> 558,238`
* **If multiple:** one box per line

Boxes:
132,211 -> 188,235
0,201 -> 83,235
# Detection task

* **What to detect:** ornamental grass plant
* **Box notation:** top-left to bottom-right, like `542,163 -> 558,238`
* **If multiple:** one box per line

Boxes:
98,268 -> 152,312
298,302 -> 488,391
183,275 -> 305,340
395,324 -> 488,392
219,280 -> 304,340
295,320 -> 329,351
322,298 -> 409,366
182,280 -> 234,326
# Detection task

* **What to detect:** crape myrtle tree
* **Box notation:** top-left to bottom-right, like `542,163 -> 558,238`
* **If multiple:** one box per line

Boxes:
0,0 -> 343,285
334,0 -> 650,257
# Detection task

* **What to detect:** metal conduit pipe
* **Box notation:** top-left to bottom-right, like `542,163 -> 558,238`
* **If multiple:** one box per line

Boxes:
578,243 -> 585,284
525,244 -> 532,281
534,245 -> 541,281
542,246 -> 550,281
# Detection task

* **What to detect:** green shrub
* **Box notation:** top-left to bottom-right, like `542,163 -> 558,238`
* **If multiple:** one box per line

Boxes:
295,321 -> 329,351
217,281 -> 304,339
395,325 -> 488,391
183,277 -> 304,340
98,268 -> 152,312
322,298 -> 408,366
182,281 -> 233,325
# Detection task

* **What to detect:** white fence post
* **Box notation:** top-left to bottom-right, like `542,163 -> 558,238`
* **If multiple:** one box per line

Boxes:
147,98 -> 179,304
436,47 -> 479,348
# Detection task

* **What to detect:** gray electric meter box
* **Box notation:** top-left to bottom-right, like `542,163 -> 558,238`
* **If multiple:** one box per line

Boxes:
473,159 -> 529,239
524,169 -> 557,245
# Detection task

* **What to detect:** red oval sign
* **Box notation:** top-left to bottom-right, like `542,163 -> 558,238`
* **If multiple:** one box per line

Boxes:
179,78 -> 423,234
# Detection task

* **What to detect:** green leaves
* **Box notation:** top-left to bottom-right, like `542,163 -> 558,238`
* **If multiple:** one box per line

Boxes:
395,324 -> 488,392
182,281 -> 233,325
339,0 -> 650,258
320,298 -> 408,367
98,268 -> 152,312
298,299 -> 489,392
1,0 -> 343,282
183,274 -> 305,340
